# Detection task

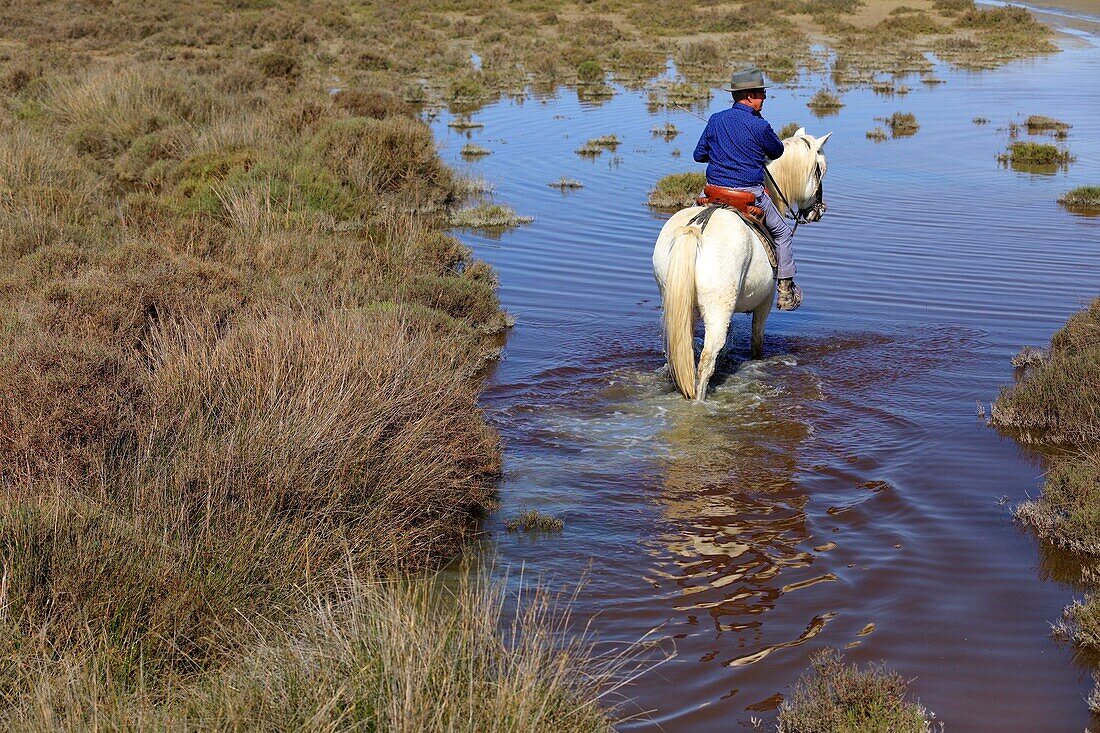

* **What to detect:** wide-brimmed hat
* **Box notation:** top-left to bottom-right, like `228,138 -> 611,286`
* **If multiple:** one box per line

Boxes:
721,67 -> 768,93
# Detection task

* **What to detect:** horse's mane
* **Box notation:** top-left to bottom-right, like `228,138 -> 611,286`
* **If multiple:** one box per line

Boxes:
764,137 -> 814,217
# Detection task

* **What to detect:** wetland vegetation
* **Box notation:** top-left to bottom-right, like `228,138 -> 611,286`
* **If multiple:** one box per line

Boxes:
648,171 -> 707,209
994,300 -> 1100,710
0,0 -> 1076,727
884,112 -> 920,137
1059,186 -> 1100,210
776,649 -> 934,733
998,141 -> 1074,167
0,0 -> 608,727
505,508 -> 567,533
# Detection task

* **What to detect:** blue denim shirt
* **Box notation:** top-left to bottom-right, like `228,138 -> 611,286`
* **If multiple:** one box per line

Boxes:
693,103 -> 784,189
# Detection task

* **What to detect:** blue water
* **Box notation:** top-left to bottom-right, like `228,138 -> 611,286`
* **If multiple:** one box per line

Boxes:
436,11 -> 1100,731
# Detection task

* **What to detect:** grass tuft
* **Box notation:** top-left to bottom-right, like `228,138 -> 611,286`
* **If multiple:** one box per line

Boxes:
1059,186 -> 1100,210
451,203 -> 534,229
1026,115 -> 1071,134
998,141 -> 1074,167
778,121 -> 802,139
651,122 -> 679,140
549,177 -> 584,190
776,648 -> 933,733
575,135 -> 621,157
885,112 -> 919,137
647,171 -> 705,209
505,509 -> 565,533
807,89 -> 843,112
460,142 -> 491,158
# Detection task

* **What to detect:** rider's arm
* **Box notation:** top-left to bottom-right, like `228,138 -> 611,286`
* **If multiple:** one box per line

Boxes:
692,120 -> 712,163
761,123 -> 784,160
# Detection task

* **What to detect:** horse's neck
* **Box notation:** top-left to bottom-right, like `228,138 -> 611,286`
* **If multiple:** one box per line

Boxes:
765,144 -> 809,216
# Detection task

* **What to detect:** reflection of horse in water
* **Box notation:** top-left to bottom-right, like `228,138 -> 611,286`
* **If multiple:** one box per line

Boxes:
652,130 -> 832,400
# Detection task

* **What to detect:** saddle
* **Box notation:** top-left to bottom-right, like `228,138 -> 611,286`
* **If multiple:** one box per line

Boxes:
695,184 -> 764,223
686,195 -> 778,270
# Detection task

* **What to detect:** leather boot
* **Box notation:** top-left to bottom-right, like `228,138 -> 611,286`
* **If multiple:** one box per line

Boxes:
777,278 -> 803,311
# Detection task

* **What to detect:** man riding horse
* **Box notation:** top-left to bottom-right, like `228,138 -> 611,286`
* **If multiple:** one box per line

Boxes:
693,68 -> 802,311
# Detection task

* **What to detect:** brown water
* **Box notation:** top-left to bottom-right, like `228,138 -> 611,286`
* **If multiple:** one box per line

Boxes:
436,9 -> 1100,730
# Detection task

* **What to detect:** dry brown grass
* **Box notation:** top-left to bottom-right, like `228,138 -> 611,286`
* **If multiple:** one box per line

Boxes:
0,2 -> 628,726
0,574 -> 627,732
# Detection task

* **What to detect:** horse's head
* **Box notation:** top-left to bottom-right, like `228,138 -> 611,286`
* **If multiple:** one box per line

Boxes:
769,128 -> 832,223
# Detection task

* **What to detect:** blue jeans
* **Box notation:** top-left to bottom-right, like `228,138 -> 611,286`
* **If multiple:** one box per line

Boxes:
735,184 -> 795,279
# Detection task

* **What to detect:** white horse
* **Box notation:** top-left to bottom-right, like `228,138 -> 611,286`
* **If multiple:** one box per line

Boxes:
652,128 -> 832,400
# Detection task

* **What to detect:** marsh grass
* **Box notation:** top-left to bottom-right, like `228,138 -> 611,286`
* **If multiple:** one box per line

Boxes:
998,141 -> 1074,167
648,81 -> 711,109
451,203 -> 534,229
549,176 -> 584,190
576,134 -> 621,157
506,509 -> 566,533
1026,115 -> 1071,134
651,122 -> 679,140
885,112 -> 919,137
807,89 -> 844,112
1059,186 -> 1100,210
461,142 -> 491,158
996,298 -> 1100,708
1,574 -> 629,732
0,4 -> 624,726
776,649 -> 934,733
647,171 -> 705,209
449,117 -> 485,131
866,127 -> 888,142
779,121 -> 802,139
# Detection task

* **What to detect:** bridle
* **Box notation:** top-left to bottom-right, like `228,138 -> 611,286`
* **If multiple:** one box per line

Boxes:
764,146 -> 827,235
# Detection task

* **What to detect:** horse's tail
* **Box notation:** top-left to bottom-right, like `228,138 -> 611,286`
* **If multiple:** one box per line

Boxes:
664,224 -> 702,399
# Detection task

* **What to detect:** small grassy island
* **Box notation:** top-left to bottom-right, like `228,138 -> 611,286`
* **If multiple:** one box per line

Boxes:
648,172 -> 707,209
1059,186 -> 1100,211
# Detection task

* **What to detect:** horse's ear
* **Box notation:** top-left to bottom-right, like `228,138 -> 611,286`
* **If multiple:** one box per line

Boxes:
816,132 -> 833,148
794,126 -> 806,137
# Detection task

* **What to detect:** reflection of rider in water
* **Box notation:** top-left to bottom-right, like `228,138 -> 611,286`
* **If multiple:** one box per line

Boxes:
693,68 -> 802,311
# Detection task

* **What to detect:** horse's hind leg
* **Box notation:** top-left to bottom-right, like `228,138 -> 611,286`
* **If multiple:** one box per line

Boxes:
751,299 -> 773,360
696,305 -> 733,400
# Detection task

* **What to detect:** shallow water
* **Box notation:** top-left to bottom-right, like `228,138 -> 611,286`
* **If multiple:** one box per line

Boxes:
435,9 -> 1100,730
